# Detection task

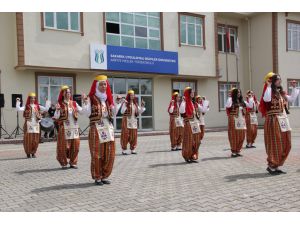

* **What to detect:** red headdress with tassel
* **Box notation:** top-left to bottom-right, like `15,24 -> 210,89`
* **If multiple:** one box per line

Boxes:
26,92 -> 40,111
168,91 -> 179,112
184,87 -> 194,117
259,72 -> 274,117
88,75 -> 114,106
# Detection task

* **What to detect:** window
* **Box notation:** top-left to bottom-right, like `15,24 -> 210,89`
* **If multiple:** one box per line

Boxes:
43,12 -> 81,32
172,80 -> 197,97
287,21 -> 300,51
105,12 -> 161,50
218,82 -> 239,110
37,75 -> 74,106
179,14 -> 204,47
288,79 -> 300,107
218,25 -> 237,53
109,77 -> 153,131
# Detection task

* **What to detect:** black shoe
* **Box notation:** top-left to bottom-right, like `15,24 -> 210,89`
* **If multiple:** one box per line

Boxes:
95,180 -> 104,186
171,148 -> 177,151
251,145 -> 256,148
26,154 -> 31,158
31,154 -> 36,158
275,169 -> 287,174
70,165 -> 78,169
231,153 -> 238,158
176,148 -> 182,151
131,151 -> 137,154
102,179 -> 111,185
185,159 -> 192,163
236,153 -> 243,157
191,160 -> 199,163
122,151 -> 128,155
246,144 -> 251,148
266,167 -> 280,175
62,166 -> 68,170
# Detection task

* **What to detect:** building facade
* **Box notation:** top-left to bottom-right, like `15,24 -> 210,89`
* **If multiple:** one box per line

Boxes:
0,12 -> 300,134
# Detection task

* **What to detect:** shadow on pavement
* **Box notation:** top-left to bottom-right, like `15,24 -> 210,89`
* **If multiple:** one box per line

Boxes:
149,162 -> 189,168
146,150 -> 179,154
224,172 -> 271,182
0,157 -> 27,161
201,156 -> 231,161
16,168 -> 62,175
31,182 -> 95,193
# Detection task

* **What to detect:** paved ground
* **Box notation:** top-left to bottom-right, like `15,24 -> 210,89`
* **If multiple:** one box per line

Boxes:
1,129 -> 300,212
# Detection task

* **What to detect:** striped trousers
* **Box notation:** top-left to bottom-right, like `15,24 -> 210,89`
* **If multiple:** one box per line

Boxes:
23,122 -> 40,155
88,124 -> 115,180
228,115 -> 246,153
264,115 -> 291,168
56,124 -> 80,167
120,116 -> 138,151
245,113 -> 258,145
182,120 -> 201,161
169,116 -> 183,148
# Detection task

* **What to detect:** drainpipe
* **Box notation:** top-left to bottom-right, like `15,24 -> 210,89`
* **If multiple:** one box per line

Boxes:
246,17 -> 252,90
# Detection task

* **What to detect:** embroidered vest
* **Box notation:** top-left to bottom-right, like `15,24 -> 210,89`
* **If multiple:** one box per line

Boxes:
89,95 -> 113,123
123,102 -> 138,117
265,92 -> 284,116
57,101 -> 78,122
228,103 -> 245,117
169,102 -> 179,117
23,105 -> 41,121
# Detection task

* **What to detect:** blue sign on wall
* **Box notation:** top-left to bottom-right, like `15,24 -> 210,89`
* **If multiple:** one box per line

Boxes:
106,45 -> 178,75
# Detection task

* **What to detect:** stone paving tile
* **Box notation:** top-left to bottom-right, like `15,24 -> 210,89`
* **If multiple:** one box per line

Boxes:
1,129 -> 300,211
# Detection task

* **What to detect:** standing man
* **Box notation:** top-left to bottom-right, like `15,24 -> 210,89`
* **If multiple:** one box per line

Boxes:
179,87 -> 201,163
260,73 -> 299,175
16,92 -> 50,158
168,91 -> 183,151
54,85 -> 84,169
245,90 -> 259,148
120,90 -> 145,155
82,75 -> 121,185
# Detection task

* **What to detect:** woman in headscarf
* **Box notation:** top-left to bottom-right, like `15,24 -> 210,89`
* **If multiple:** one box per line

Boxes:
53,85 -> 84,169
179,87 -> 201,163
120,90 -> 145,155
245,90 -> 259,148
82,75 -> 121,185
168,91 -> 183,151
195,95 -> 210,141
225,88 -> 247,157
260,72 -> 299,175
16,92 -> 50,158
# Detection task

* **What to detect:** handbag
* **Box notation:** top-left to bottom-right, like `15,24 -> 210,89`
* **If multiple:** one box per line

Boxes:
175,117 -> 184,127
95,119 -> 115,143
234,116 -> 246,130
189,119 -> 201,134
127,117 -> 138,129
277,115 -> 291,132
250,112 -> 258,125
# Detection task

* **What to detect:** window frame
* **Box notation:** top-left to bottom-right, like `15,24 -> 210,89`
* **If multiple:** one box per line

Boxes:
286,19 -> 300,52
103,12 -> 164,51
171,79 -> 198,97
41,12 -> 84,36
217,24 -> 238,54
178,12 -> 206,49
35,72 -> 76,105
287,78 -> 300,108
109,77 -> 154,131
218,81 -> 240,111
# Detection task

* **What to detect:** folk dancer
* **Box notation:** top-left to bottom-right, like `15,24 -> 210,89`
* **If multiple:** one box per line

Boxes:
120,90 -> 146,155
245,90 -> 260,148
225,88 -> 248,157
195,95 -> 210,141
179,87 -> 201,163
82,75 -> 121,185
168,91 -> 183,151
54,85 -> 85,169
259,72 -> 299,175
16,92 -> 50,158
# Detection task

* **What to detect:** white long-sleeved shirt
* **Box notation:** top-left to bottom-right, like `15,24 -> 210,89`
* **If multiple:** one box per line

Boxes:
168,102 -> 180,114
263,86 -> 299,103
120,102 -> 145,116
53,101 -> 84,128
198,100 -> 210,113
16,100 -> 51,123
81,98 -> 122,118
179,100 -> 196,114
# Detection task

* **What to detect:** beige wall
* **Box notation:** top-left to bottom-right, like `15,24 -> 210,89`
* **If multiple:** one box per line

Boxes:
277,12 -> 300,125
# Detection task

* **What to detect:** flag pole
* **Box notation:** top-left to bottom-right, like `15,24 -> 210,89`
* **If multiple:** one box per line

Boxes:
236,37 -> 239,83
225,25 -> 229,84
